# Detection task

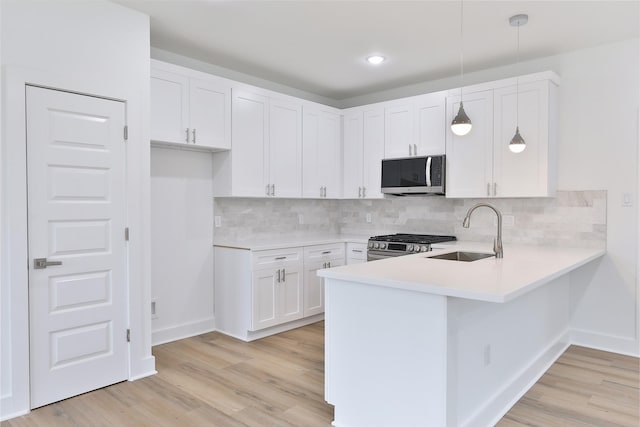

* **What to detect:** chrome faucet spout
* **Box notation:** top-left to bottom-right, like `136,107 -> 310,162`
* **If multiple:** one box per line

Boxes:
462,203 -> 504,259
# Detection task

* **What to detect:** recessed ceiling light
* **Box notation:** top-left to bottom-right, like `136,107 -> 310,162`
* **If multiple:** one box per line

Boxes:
366,55 -> 385,65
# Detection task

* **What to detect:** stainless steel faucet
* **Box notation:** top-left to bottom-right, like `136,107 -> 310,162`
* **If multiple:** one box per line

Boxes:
462,203 -> 504,259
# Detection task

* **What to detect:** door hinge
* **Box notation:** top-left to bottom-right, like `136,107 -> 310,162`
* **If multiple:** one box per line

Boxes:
124,125 -> 129,141
126,329 -> 131,342
125,227 -> 129,241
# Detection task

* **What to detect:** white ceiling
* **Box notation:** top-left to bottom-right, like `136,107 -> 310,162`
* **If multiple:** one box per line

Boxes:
114,0 -> 639,100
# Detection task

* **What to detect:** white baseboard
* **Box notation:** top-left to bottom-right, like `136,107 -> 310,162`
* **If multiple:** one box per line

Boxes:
0,395 -> 30,422
152,317 -> 216,346
215,315 -> 325,342
571,328 -> 640,357
462,330 -> 571,427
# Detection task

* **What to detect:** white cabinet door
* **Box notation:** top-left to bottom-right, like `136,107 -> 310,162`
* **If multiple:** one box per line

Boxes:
319,111 -> 343,198
384,100 -> 414,159
150,68 -> 189,144
279,266 -> 303,323
251,268 -> 278,331
493,80 -> 551,197
445,90 -> 494,198
303,108 -> 342,198
415,91 -> 446,155
304,257 -> 344,317
189,77 -> 231,150
232,90 -> 269,196
302,107 -> 322,198
269,98 -> 302,198
362,107 -> 385,199
343,110 -> 364,198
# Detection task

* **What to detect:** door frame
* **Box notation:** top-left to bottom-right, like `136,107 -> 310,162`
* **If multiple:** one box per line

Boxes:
1,67 -> 155,417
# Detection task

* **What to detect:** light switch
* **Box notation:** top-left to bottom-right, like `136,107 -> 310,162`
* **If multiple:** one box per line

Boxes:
214,216 -> 222,227
622,192 -> 633,207
366,213 -> 372,223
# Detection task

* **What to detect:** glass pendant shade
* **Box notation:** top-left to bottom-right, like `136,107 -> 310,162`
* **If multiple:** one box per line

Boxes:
451,102 -> 472,136
509,126 -> 526,153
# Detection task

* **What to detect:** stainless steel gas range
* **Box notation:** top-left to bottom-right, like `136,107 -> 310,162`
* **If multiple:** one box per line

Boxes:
367,233 -> 457,261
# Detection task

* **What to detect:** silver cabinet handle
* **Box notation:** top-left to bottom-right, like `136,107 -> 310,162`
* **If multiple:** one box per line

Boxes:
271,184 -> 275,196
487,183 -> 491,197
358,187 -> 362,198
327,261 -> 331,268
281,268 -> 285,282
275,256 -> 286,260
414,144 -> 417,156
192,128 -> 197,144
320,186 -> 323,197
324,186 -> 327,197
409,144 -> 412,156
323,262 -> 327,268
352,249 -> 363,253
34,258 -> 62,269
185,128 -> 190,143
276,269 -> 281,283
266,184 -> 270,196
362,187 -> 366,198
322,251 -> 331,254
494,182 -> 497,196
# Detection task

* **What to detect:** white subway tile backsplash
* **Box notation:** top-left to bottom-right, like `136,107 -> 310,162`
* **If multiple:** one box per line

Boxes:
213,191 -> 606,248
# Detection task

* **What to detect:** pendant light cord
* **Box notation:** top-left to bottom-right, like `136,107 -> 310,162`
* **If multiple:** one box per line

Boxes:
516,20 -> 520,127
459,0 -> 464,95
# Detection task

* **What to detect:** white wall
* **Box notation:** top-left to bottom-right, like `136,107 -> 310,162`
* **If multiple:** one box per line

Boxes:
1,0 -> 154,419
150,147 -> 215,345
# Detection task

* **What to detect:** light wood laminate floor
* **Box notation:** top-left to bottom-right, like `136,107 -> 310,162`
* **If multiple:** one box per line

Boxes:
3,322 -> 638,426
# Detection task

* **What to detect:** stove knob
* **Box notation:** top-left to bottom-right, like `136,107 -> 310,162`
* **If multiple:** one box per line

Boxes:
420,245 -> 428,252
368,241 -> 374,248
407,244 -> 413,251
374,243 -> 380,249
381,243 -> 387,249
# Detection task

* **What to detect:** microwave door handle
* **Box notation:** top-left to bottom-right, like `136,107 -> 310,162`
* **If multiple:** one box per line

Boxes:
425,156 -> 432,187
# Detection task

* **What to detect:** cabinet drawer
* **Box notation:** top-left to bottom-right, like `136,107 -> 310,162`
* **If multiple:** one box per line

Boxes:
346,242 -> 367,260
304,243 -> 345,261
252,248 -> 303,269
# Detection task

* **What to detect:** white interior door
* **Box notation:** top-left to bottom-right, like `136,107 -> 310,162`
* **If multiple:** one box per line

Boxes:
26,86 -> 128,409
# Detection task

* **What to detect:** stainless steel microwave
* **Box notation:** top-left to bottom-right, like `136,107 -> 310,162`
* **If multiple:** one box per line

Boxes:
381,155 -> 446,195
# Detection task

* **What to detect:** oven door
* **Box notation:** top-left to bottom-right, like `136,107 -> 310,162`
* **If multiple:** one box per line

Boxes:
367,250 -> 404,261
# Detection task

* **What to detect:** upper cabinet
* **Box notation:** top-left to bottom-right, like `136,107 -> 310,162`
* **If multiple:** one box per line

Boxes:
445,72 -> 559,198
343,107 -> 385,199
150,60 -> 231,151
302,106 -> 343,198
384,91 -> 446,159
213,89 -> 302,197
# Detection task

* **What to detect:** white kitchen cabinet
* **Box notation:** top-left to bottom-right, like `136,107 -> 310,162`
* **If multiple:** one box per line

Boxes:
346,242 -> 367,264
343,107 -> 384,199
414,91 -> 447,156
302,106 -> 343,198
150,60 -> 231,151
215,246 -> 313,341
384,99 -> 414,158
383,92 -> 446,159
215,90 -> 302,197
445,72 -> 558,198
445,90 -> 494,198
303,244 -> 345,316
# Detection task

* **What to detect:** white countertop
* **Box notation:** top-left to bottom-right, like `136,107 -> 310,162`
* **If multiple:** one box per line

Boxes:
213,234 -> 369,251
318,242 -> 605,303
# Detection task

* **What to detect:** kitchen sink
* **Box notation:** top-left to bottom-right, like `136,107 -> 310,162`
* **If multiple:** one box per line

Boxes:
426,251 -> 494,262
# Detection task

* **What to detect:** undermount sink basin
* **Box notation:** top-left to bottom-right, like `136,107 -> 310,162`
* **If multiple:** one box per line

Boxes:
427,251 -> 495,262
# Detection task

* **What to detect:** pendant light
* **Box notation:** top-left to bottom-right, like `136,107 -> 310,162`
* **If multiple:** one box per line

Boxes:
451,0 -> 472,136
508,14 -> 528,153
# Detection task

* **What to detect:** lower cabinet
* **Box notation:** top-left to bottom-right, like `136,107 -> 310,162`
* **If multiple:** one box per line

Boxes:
346,242 -> 367,264
303,244 -> 345,317
215,242 -> 356,341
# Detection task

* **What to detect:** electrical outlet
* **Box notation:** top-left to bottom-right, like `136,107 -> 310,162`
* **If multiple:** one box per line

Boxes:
298,214 -> 304,225
484,344 -> 491,366
151,299 -> 158,319
214,216 -> 222,227
366,213 -> 372,223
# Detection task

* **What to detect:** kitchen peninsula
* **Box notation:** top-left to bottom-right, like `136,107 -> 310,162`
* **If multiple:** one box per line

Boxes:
318,243 -> 605,427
